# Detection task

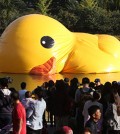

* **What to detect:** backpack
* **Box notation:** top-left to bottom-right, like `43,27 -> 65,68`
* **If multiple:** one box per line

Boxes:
104,103 -> 118,130
77,88 -> 93,112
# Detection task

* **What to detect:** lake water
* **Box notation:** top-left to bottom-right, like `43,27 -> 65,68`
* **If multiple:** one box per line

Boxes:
1,72 -> 120,91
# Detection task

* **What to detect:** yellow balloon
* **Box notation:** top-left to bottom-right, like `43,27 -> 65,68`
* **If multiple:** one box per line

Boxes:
0,14 -> 120,75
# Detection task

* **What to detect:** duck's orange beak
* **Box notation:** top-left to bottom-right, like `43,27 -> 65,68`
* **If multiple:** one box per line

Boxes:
30,57 -> 56,75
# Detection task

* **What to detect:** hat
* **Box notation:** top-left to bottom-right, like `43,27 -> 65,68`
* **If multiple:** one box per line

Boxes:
61,126 -> 73,134
94,78 -> 100,83
82,77 -> 90,84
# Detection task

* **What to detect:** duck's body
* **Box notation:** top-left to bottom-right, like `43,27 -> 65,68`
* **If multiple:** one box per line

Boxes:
0,14 -> 120,75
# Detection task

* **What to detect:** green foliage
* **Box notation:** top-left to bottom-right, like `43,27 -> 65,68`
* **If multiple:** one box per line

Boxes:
54,9 -> 78,31
0,0 -> 19,33
0,0 -> 120,36
80,0 -> 98,9
36,0 -> 52,15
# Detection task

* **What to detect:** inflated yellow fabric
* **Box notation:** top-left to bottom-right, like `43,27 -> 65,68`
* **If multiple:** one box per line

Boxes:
0,14 -> 120,75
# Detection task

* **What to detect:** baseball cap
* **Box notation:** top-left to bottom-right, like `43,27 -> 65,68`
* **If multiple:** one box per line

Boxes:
94,78 -> 100,83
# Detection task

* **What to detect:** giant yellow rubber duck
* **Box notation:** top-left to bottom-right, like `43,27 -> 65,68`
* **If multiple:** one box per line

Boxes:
0,14 -> 120,75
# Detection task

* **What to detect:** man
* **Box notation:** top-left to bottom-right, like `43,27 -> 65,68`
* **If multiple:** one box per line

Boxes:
75,77 -> 93,133
27,86 -> 46,134
18,82 -> 27,101
0,78 -> 12,128
11,91 -> 26,134
85,105 -> 101,134
94,78 -> 103,92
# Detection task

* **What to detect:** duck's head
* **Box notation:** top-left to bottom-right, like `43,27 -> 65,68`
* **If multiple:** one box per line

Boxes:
0,14 -> 75,75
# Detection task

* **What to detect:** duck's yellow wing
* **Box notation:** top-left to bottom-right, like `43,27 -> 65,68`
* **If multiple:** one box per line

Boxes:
62,33 -> 120,73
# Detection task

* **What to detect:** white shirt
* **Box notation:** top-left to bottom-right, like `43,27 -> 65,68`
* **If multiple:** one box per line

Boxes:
112,103 -> 120,130
0,88 -> 11,95
27,98 -> 46,130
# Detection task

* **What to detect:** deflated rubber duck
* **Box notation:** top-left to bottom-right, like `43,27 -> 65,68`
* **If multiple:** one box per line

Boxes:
0,14 -> 120,75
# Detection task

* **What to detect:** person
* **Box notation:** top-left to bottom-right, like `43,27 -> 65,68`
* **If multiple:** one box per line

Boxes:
53,80 -> 73,129
94,78 -> 103,93
75,77 -> 93,133
69,78 -> 79,99
104,89 -> 120,134
21,91 -> 35,111
27,86 -> 46,134
46,80 -> 56,127
18,82 -> 27,101
11,91 -> 26,134
83,91 -> 103,133
64,77 -> 70,86
54,126 -> 73,134
83,128 -> 92,134
0,78 -> 12,129
85,105 -> 101,134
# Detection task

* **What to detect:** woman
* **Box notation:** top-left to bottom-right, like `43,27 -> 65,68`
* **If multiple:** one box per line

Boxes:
27,86 -> 46,134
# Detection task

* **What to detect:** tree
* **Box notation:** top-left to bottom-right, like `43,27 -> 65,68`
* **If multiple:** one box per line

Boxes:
0,0 -> 19,33
36,0 -> 52,15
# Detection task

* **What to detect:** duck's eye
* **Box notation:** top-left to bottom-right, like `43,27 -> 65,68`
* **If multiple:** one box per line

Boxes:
40,36 -> 54,48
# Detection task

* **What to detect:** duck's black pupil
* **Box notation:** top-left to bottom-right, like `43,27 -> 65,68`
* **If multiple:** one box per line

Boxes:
41,36 -> 54,48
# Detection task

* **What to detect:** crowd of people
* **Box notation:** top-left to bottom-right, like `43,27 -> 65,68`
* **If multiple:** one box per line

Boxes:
0,76 -> 120,134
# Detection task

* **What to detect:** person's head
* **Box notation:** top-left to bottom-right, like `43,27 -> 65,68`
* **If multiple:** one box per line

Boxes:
54,126 -> 73,134
48,80 -> 55,87
88,105 -> 101,122
82,77 -> 90,87
11,91 -> 19,102
25,91 -> 32,98
21,82 -> 26,89
64,77 -> 70,83
83,127 -> 92,134
112,81 -> 118,88
33,86 -> 44,100
42,82 -> 48,89
94,78 -> 101,86
89,82 -> 95,89
9,87 -> 16,93
70,77 -> 79,87
92,91 -> 101,101
0,78 -> 8,88
55,79 -> 66,91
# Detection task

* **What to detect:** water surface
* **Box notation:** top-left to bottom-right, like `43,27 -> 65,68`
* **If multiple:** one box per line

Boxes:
0,73 -> 120,91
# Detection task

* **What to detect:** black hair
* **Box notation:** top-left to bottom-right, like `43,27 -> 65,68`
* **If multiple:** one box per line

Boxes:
92,91 -> 101,101
25,91 -> 32,98
9,87 -> 16,93
64,77 -> 69,83
88,105 -> 100,117
11,91 -> 19,101
89,82 -> 95,88
82,77 -> 90,84
34,86 -> 44,100
21,82 -> 26,89
48,80 -> 54,87
0,78 -> 8,87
